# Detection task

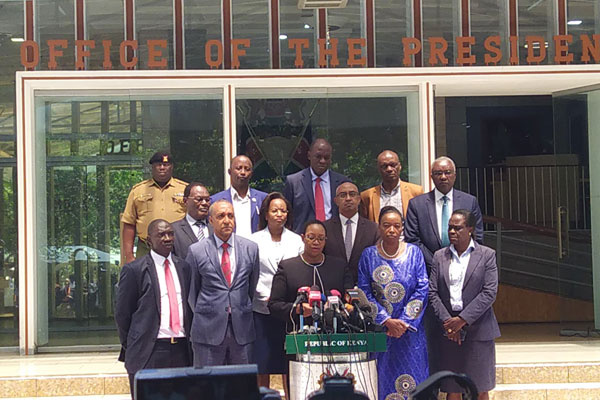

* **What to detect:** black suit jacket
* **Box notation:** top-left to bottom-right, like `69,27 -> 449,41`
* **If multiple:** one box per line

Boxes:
323,214 -> 380,285
172,216 -> 213,260
114,254 -> 192,374
283,168 -> 349,233
404,189 -> 483,271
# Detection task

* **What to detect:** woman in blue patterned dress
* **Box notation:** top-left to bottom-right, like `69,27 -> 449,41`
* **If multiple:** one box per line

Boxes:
358,206 -> 429,400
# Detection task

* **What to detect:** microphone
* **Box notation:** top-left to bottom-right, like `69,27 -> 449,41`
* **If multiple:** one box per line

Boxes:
309,286 -> 323,325
344,289 -> 366,323
293,286 -> 311,308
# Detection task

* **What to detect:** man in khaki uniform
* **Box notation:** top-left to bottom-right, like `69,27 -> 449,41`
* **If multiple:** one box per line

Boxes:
121,151 -> 187,264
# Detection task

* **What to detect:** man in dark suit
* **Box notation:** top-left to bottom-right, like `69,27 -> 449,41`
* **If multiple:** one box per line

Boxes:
283,138 -> 349,233
323,182 -> 379,284
210,155 -> 267,238
186,199 -> 260,367
115,219 -> 192,395
172,182 -> 213,259
404,156 -> 483,273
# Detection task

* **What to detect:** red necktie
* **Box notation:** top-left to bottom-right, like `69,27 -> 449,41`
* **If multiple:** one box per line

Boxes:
221,243 -> 232,286
314,177 -> 325,221
163,259 -> 181,333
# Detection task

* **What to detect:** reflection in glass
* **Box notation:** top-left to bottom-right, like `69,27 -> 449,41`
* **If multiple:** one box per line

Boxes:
0,0 -> 22,347
470,0 -> 508,65
185,0 -> 221,69
280,5 -> 316,68
375,0 -> 411,67
567,0 -> 600,64
422,0 -> 457,66
36,97 -> 223,346
518,0 -> 555,64
236,90 -> 420,193
327,2 -> 364,68
36,0 -> 76,69
86,0 -> 124,70
232,0 -> 269,69
136,0 -> 173,69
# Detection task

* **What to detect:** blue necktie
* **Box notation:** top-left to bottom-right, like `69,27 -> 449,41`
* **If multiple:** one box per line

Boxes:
441,195 -> 450,247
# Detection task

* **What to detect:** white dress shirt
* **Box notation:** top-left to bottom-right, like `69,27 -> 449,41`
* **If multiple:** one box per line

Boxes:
250,227 -> 304,314
339,212 -> 358,248
150,250 -> 185,338
380,182 -> 403,215
185,213 -> 209,239
448,239 -> 475,311
214,234 -> 236,282
230,187 -> 252,238
310,168 -> 332,219
435,188 -> 454,240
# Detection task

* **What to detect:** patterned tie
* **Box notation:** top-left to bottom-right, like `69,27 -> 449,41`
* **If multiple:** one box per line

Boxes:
194,220 -> 205,241
314,177 -> 326,221
221,243 -> 232,286
163,259 -> 181,333
344,219 -> 353,261
441,195 -> 450,247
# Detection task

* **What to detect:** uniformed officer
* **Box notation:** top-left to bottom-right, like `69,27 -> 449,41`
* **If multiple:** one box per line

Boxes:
121,151 -> 187,264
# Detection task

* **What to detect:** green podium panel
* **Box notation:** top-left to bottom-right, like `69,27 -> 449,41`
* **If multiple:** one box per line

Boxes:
285,332 -> 387,355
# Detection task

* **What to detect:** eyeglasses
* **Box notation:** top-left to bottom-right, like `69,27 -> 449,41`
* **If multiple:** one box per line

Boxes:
337,191 -> 359,199
305,235 -> 327,243
431,170 -> 455,177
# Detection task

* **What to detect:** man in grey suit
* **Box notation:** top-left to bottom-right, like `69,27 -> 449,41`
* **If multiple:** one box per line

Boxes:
115,219 -> 192,394
283,138 -> 349,233
404,156 -> 483,273
172,182 -> 213,259
186,199 -> 259,367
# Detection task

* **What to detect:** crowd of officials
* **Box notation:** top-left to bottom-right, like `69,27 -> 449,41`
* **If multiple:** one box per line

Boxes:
115,140 -> 499,400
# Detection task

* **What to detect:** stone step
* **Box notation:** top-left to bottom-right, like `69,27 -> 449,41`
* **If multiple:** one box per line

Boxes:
491,382 -> 600,400
497,363 -> 600,385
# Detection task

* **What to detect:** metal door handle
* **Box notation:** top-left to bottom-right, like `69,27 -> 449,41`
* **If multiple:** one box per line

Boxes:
557,206 -> 568,259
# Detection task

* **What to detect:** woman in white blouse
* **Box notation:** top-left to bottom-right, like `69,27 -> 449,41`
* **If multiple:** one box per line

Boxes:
250,191 -> 303,394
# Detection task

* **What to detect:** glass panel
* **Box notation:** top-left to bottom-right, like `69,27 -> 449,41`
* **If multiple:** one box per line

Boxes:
136,0 -> 173,69
280,5 -> 317,68
552,90 -> 596,336
184,0 -> 221,69
422,0 -> 457,66
0,0 -> 22,347
34,95 -> 223,346
518,0 -> 555,65
567,0 -> 600,64
375,0 -> 411,67
36,0 -> 76,69
235,88 -> 421,194
470,0 -> 508,65
232,0 -> 269,69
326,2 -> 364,68
438,95 -> 596,342
86,0 -> 124,70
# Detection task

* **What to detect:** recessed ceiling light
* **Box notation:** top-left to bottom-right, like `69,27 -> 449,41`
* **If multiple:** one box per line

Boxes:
567,20 -> 582,26
279,34 -> 288,40
304,24 -> 311,29
11,37 -> 25,42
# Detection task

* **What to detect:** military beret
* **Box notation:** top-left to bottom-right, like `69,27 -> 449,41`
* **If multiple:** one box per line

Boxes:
149,151 -> 173,164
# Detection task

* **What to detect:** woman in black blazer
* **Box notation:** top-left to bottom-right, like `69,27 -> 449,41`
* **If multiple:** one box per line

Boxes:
429,209 -> 500,400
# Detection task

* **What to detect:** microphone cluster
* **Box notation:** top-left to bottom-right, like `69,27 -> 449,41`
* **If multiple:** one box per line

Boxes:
292,286 -> 384,334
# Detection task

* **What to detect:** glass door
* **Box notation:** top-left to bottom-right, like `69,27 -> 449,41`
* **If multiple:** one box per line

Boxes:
552,86 -> 600,337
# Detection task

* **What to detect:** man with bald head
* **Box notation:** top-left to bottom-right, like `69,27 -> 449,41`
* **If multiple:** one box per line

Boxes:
211,155 -> 267,238
360,150 -> 423,223
323,181 -> 379,284
283,138 -> 349,233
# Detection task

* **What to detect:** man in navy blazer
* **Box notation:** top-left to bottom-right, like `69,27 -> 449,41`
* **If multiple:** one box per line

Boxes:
115,219 -> 192,394
172,182 -> 213,259
186,199 -> 259,367
283,138 -> 349,233
210,155 -> 267,238
405,156 -> 483,273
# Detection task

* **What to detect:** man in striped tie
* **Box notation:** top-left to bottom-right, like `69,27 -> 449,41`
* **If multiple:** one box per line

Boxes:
172,182 -> 213,259
115,219 -> 192,397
